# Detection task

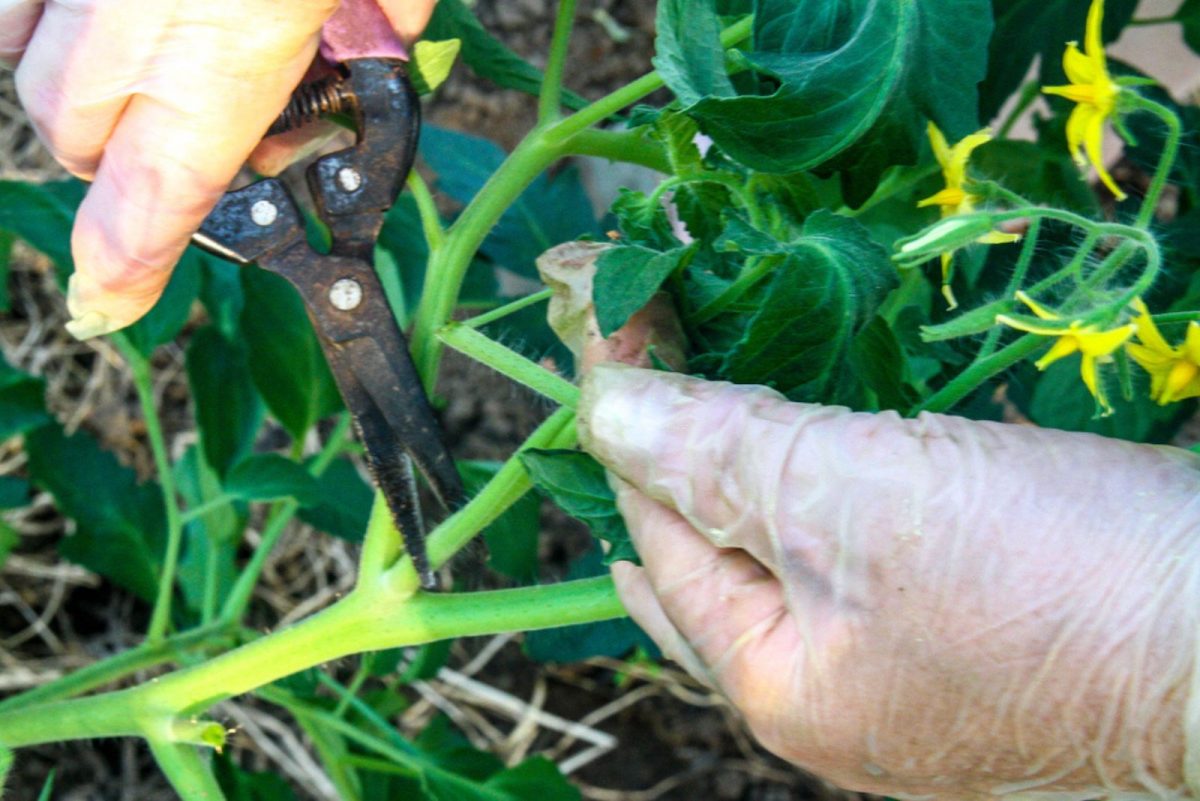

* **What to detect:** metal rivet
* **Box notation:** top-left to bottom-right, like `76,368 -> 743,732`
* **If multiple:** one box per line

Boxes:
250,199 -> 278,226
337,167 -> 363,193
329,278 -> 363,311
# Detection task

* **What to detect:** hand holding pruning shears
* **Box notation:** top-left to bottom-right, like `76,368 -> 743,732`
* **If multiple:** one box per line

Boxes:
1,0 -> 436,337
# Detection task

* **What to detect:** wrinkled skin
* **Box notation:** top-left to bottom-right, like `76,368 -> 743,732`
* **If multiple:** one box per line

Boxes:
1,0 -> 435,337
580,364 -> 1200,800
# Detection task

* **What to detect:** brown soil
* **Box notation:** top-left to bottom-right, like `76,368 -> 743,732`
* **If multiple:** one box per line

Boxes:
0,3 -> 860,800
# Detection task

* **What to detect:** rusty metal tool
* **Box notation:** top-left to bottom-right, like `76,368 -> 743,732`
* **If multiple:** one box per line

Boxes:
192,58 -> 463,588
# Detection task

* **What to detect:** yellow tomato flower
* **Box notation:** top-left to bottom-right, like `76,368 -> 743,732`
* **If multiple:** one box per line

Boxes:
1042,0 -> 1127,201
917,123 -> 1020,309
996,291 -> 1135,414
1126,299 -> 1200,404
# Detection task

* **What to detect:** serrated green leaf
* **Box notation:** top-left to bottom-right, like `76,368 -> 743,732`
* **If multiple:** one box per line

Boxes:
186,326 -> 262,478
424,0 -> 588,110
657,0 -> 991,195
239,266 -> 342,440
459,461 -> 540,582
421,126 -> 598,278
981,0 -> 1138,121
123,248 -> 201,355
411,39 -> 462,94
0,179 -> 85,282
519,449 -> 637,565
224,454 -> 320,505
593,245 -> 689,337
0,477 -> 29,509
297,457 -> 373,542
722,211 -> 897,402
26,423 -> 165,600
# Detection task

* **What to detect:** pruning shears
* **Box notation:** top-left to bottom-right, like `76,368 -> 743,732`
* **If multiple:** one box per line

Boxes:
191,57 -> 463,588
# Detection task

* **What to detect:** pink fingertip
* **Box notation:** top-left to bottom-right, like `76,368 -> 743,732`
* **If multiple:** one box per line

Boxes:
319,0 -> 408,63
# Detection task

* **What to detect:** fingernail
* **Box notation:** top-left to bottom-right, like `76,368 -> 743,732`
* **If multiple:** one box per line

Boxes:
64,275 -> 118,340
65,310 -> 118,340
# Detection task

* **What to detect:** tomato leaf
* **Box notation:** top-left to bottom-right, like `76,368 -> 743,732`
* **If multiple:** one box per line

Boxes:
420,125 -> 598,279
721,211 -> 897,403
0,358 -> 50,441
0,179 -> 84,283
239,266 -> 342,441
593,245 -> 690,337
297,457 -> 373,542
224,454 -> 321,505
656,0 -> 991,196
187,326 -> 263,478
519,449 -> 637,565
424,0 -> 588,109
26,423 -> 165,601
122,248 -> 201,355
0,477 -> 29,509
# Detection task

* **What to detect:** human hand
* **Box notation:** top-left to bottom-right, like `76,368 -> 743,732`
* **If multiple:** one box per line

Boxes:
2,0 -> 435,338
579,363 -> 1200,799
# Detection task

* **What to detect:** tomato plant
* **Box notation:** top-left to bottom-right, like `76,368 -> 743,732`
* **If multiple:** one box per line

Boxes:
0,0 -> 1198,797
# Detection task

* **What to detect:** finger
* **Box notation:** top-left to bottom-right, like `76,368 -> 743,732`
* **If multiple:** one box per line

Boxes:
14,1 -> 176,178
580,364 -> 844,566
376,0 -> 437,44
66,7 -> 327,337
247,119 -> 343,177
0,0 -> 43,68
610,561 -> 716,689
612,481 -> 796,688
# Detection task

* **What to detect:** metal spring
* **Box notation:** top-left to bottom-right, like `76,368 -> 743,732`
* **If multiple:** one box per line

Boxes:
267,76 -> 357,136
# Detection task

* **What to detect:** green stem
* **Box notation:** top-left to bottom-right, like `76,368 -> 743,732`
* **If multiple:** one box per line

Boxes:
1151,311 -> 1200,325
409,15 -> 754,392
357,490 -> 404,586
201,538 -> 220,624
437,323 -> 581,408
0,574 -> 623,751
539,0 -> 578,124
384,409 -> 578,595
115,336 -> 184,644
463,289 -> 553,330
544,15 -> 754,144
180,495 -> 235,525
332,660 -> 370,718
1126,95 -> 1181,229
409,133 -> 566,391
977,218 -> 1042,360
218,413 -> 352,623
147,740 -> 226,801
843,163 -> 940,218
564,128 -> 670,174
408,171 -> 446,250
0,622 -> 236,713
914,335 -> 1044,415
